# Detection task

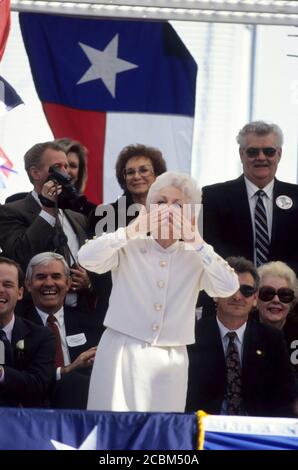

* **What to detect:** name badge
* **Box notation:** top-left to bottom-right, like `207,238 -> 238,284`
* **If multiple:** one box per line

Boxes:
275,195 -> 293,210
66,333 -> 87,347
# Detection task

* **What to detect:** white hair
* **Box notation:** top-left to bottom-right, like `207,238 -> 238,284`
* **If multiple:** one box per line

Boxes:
236,121 -> 284,148
26,252 -> 70,282
146,171 -> 201,211
258,261 -> 298,304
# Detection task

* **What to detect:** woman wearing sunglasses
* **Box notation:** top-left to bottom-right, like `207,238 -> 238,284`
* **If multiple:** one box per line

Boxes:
256,261 -> 298,380
257,261 -> 298,329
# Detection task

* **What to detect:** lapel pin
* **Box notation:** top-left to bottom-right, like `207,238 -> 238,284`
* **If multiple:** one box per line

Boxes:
256,349 -> 263,356
276,195 -> 293,210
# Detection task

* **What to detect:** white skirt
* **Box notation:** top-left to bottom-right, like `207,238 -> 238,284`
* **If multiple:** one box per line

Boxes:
87,328 -> 188,412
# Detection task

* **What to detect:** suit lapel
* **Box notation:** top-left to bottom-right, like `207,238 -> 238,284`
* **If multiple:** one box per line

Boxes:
242,320 -> 264,392
24,193 -> 43,215
64,210 -> 86,247
228,176 -> 254,258
11,316 -> 30,367
271,179 -> 294,249
26,308 -> 44,326
11,316 -> 30,346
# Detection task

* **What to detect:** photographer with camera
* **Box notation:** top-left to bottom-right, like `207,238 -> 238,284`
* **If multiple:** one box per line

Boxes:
0,141 -> 94,314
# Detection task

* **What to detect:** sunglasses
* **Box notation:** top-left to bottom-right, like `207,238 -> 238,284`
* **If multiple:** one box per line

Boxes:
245,147 -> 278,158
239,284 -> 257,298
123,165 -> 153,178
259,286 -> 295,303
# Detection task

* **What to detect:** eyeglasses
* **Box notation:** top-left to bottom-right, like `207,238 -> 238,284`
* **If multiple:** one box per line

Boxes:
123,165 -> 154,179
239,284 -> 257,298
259,286 -> 295,303
245,147 -> 278,158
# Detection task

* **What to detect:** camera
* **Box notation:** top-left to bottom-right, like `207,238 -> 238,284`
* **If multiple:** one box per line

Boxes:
46,165 -> 81,209
47,166 -> 79,200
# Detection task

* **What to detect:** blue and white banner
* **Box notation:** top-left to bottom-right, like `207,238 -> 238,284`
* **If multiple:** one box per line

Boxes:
0,408 -> 196,450
201,414 -> 298,450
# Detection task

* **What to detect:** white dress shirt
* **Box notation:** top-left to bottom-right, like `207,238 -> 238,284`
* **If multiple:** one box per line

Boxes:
216,316 -> 247,365
0,315 -> 15,383
216,316 -> 247,414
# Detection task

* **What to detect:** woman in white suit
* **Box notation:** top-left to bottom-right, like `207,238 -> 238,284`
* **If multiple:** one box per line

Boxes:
78,171 -> 239,412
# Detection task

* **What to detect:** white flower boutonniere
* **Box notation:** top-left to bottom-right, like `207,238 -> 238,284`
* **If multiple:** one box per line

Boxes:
16,339 -> 25,351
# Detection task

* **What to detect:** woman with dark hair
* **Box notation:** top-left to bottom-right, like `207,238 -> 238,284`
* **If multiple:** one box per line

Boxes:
55,138 -> 95,216
87,143 -> 167,237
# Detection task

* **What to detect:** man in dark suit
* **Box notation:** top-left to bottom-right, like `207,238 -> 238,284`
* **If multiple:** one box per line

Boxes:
24,252 -> 100,408
0,257 -> 55,407
202,121 -> 298,275
200,121 -> 298,317
186,257 -> 297,417
0,141 -> 93,311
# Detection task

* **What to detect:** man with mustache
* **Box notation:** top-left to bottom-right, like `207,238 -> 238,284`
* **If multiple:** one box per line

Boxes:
200,121 -> 298,316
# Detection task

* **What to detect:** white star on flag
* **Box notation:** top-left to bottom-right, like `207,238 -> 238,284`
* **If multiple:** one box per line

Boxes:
77,34 -> 138,98
51,426 -> 98,450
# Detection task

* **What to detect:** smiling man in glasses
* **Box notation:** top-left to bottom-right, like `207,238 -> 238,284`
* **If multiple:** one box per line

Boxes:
187,256 -> 297,417
201,121 -> 298,316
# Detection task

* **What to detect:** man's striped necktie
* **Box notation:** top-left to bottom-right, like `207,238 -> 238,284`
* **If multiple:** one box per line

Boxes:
254,189 -> 270,267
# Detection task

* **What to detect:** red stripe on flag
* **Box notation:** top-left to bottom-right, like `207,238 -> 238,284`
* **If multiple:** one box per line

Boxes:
43,102 -> 106,204
0,0 -> 10,61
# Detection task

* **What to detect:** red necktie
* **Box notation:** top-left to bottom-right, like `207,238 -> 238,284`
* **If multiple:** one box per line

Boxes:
46,315 -> 65,368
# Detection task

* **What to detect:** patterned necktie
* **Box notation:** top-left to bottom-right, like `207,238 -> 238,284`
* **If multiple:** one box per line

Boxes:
225,331 -> 242,415
46,315 -> 65,368
254,189 -> 270,267
0,330 -> 13,366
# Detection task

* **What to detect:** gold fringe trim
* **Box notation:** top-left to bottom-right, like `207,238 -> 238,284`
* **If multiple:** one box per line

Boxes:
196,410 -> 208,450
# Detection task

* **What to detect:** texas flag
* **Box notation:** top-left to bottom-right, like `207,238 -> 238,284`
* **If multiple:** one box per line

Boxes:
0,74 -> 23,115
0,0 -> 10,61
19,13 -> 197,204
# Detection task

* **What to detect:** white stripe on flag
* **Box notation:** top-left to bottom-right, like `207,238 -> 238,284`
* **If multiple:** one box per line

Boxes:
103,113 -> 194,203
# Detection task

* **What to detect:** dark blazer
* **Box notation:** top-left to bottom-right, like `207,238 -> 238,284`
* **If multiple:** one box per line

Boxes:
24,306 -> 102,409
0,316 -> 55,407
202,175 -> 298,275
0,193 -> 88,269
87,192 -> 138,237
25,306 -> 101,360
0,193 -> 98,313
186,317 -> 297,417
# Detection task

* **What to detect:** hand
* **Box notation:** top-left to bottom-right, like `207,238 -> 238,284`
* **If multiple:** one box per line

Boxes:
126,205 -> 170,240
40,181 -> 62,214
62,347 -> 97,374
126,205 -> 149,240
41,180 -> 62,201
169,205 -> 203,246
70,265 -> 90,291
